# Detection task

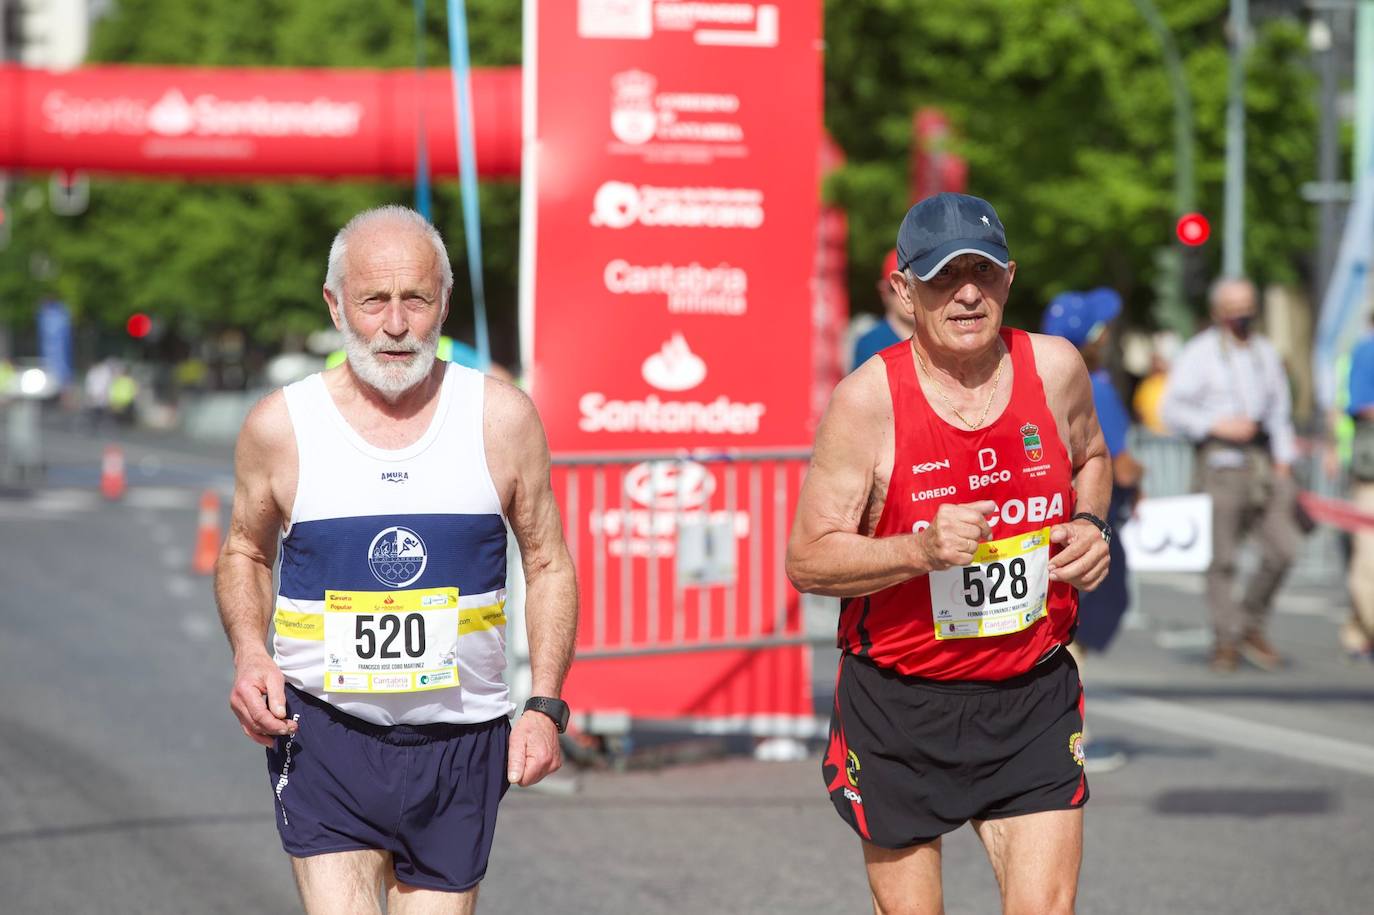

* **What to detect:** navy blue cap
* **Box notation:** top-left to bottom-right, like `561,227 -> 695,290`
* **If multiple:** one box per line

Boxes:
896,192 -> 1010,281
1040,287 -> 1122,347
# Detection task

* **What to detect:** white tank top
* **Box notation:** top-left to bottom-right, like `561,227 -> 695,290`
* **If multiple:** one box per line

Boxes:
272,364 -> 512,725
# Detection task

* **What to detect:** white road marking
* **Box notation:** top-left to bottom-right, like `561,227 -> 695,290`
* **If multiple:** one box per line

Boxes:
127,488 -> 200,510
1091,688 -> 1374,779
1153,627 -> 1212,650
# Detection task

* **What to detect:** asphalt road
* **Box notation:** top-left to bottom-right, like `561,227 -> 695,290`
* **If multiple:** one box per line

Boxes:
1,421 -> 1371,914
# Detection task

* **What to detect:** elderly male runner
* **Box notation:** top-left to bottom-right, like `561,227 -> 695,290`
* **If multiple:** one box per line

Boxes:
216,205 -> 577,914
788,193 -> 1111,915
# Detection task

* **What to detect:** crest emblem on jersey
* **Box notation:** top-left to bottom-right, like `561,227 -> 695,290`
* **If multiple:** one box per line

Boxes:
1020,423 -> 1043,463
846,749 -> 862,787
367,526 -> 428,588
1070,731 -> 1086,766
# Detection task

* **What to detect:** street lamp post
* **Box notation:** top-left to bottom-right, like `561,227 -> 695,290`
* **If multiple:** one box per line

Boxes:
1222,0 -> 1248,279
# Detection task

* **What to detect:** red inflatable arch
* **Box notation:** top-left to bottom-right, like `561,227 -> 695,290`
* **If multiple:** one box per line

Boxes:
0,63 -> 522,180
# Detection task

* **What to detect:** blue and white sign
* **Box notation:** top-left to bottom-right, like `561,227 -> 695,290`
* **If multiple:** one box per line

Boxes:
37,300 -> 73,387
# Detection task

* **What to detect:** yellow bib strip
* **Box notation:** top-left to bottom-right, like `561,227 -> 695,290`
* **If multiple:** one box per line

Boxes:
274,601 -> 507,642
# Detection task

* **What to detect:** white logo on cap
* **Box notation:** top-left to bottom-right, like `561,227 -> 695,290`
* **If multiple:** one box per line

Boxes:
641,333 -> 707,392
981,215 -> 990,227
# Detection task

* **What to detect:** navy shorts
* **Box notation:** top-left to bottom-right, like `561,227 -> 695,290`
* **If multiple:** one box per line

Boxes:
266,685 -> 510,892
823,649 -> 1088,849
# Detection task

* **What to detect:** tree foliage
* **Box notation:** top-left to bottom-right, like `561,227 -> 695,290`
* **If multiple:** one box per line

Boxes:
0,0 -> 522,363
825,0 -> 1317,329
0,0 -> 1320,365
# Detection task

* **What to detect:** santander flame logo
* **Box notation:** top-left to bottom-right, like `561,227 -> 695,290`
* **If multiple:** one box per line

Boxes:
641,333 -> 706,392
147,90 -> 195,136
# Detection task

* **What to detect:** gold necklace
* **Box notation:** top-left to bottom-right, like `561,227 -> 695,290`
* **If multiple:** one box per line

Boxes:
912,342 -> 1005,430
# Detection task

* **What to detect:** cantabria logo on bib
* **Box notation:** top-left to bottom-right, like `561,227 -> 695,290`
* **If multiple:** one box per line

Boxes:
1021,423 -> 1043,463
368,526 -> 428,588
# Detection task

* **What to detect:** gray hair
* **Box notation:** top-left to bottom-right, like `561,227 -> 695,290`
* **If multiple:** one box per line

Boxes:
1208,275 -> 1255,312
324,205 -> 454,302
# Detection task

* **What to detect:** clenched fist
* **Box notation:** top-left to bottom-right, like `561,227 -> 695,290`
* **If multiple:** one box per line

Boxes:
917,500 -> 997,571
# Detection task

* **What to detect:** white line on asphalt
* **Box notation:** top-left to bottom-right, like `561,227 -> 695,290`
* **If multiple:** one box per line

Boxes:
127,488 -> 200,510
1153,627 -> 1212,650
1090,688 -> 1374,779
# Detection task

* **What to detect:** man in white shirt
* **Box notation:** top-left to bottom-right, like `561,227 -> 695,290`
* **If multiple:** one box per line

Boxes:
1162,277 -> 1302,672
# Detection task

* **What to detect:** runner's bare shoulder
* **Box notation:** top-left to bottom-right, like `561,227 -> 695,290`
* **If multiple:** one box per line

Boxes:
235,389 -> 298,498
1026,332 -> 1089,403
824,354 -> 894,435
237,389 -> 293,457
482,376 -> 547,509
482,375 -> 544,441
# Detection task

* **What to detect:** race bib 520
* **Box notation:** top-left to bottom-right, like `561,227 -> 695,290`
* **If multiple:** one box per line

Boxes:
322,587 -> 460,693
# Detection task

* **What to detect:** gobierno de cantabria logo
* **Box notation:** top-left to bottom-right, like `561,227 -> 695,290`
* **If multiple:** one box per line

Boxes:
368,526 -> 428,588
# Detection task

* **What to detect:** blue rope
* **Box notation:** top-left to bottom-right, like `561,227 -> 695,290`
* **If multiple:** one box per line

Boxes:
446,0 -> 491,370
413,0 -> 431,221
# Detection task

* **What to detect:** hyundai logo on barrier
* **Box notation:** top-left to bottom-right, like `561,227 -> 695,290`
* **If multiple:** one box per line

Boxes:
624,460 -> 716,511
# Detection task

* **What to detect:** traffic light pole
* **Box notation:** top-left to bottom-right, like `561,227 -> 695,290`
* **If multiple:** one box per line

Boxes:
1222,0 -> 1248,278
1131,0 -> 1198,336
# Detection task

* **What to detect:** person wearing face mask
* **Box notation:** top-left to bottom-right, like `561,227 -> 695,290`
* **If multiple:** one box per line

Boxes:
1161,277 -> 1302,673
215,205 -> 578,914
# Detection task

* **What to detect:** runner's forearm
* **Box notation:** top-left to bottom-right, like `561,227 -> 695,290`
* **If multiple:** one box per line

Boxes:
522,552 -> 578,697
1072,451 -> 1112,521
787,531 -> 931,597
214,552 -> 277,660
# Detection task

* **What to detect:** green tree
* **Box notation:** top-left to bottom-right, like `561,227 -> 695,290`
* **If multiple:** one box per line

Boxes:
824,0 -> 1317,330
0,0 -> 522,367
0,0 -> 1320,368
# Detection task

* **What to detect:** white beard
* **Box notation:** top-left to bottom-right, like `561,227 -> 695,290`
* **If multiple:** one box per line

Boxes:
340,318 -> 441,402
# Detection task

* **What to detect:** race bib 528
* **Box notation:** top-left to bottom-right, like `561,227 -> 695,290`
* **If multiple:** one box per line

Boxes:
928,527 -> 1051,640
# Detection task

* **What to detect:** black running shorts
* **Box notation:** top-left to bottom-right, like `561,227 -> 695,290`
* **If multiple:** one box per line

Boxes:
822,648 -> 1088,849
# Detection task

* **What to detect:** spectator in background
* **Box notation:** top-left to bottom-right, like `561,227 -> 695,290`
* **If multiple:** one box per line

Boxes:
850,249 -> 915,370
1162,277 -> 1301,673
1132,331 -> 1180,435
84,358 -> 116,431
1042,288 -> 1141,772
1341,331 -> 1374,662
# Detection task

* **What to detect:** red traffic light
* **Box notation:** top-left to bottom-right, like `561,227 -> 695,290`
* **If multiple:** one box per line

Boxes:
1176,212 -> 1210,246
126,313 -> 152,338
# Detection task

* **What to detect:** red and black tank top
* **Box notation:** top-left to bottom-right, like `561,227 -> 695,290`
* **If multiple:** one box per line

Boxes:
838,327 -> 1078,681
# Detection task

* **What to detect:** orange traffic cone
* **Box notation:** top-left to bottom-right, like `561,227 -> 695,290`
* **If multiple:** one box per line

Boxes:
192,490 -> 221,575
100,445 -> 126,501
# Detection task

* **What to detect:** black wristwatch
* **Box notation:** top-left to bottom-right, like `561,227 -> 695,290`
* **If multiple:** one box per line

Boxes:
523,696 -> 570,733
1072,512 -> 1112,545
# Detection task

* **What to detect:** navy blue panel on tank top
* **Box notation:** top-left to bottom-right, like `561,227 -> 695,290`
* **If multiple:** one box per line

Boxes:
280,512 -> 507,599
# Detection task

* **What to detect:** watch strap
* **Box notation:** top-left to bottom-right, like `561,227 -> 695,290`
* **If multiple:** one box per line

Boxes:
523,696 -> 569,733
1071,511 -> 1112,543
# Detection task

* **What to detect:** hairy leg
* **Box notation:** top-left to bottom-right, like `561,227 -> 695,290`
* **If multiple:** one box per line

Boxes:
862,837 -> 944,915
385,869 -> 480,915
291,849 -> 388,915
972,809 -> 1082,915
